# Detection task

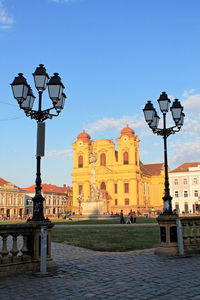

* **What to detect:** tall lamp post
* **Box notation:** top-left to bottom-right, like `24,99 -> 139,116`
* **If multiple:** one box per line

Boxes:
11,64 -> 66,221
62,195 -> 68,214
143,92 -> 184,214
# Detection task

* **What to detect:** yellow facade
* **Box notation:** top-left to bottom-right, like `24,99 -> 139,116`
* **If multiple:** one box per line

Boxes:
72,126 -> 165,215
0,179 -> 25,219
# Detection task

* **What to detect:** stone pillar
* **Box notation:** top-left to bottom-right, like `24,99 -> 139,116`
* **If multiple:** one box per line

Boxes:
11,233 -> 19,262
118,180 -> 124,209
89,152 -> 98,192
73,182 -> 79,208
195,221 -> 200,244
27,221 -> 56,267
106,180 -> 113,213
0,234 -> 10,263
21,234 -> 31,261
83,181 -> 90,203
155,214 -> 179,255
130,179 -> 137,207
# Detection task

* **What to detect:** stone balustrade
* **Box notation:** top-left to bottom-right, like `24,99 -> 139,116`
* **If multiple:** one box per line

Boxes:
0,221 -> 56,276
156,214 -> 200,256
181,216 -> 200,254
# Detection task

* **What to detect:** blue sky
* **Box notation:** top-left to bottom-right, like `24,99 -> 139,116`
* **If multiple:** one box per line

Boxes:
1,0 -> 200,188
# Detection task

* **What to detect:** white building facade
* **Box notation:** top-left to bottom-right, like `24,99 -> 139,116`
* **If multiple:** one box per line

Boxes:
169,162 -> 200,214
23,184 -> 72,217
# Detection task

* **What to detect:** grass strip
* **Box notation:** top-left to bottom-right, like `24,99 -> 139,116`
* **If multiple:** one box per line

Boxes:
52,226 -> 159,252
52,217 -> 157,225
0,217 -> 157,225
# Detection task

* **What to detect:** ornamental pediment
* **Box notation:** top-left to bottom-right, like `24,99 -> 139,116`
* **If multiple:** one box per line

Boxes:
5,182 -> 15,188
96,166 -> 113,174
2,182 -> 20,191
94,139 -> 114,146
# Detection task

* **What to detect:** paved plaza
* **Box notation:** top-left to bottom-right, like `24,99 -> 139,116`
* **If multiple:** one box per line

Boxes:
0,241 -> 200,300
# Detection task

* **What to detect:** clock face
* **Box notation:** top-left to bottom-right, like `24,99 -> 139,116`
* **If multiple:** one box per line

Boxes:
78,141 -> 83,146
123,136 -> 128,142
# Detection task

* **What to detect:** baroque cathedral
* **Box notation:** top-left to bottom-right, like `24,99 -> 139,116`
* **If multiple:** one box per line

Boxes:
72,124 -> 165,214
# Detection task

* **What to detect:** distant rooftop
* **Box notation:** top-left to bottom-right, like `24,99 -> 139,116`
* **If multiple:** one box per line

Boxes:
0,177 -> 24,191
0,177 -> 8,187
170,162 -> 200,173
140,162 -> 164,176
23,184 -> 72,194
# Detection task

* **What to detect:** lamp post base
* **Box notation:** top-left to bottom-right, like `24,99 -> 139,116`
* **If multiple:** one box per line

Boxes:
163,195 -> 173,214
27,194 -> 48,222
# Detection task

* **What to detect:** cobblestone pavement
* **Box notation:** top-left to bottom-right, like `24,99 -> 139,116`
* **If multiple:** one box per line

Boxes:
0,242 -> 200,300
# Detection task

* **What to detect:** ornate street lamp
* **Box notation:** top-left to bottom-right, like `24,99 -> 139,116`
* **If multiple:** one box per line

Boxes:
77,193 -> 83,215
143,101 -> 155,125
143,92 -> 184,214
62,195 -> 68,214
10,73 -> 29,104
11,64 -> 66,221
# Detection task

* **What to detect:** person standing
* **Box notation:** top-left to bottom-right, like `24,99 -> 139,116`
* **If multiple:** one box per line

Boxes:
120,209 -> 125,224
133,211 -> 136,223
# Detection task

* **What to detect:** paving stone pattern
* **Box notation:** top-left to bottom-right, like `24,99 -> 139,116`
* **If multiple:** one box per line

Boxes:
0,242 -> 200,300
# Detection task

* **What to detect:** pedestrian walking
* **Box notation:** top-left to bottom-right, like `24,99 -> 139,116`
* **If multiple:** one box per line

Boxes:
130,209 -> 133,223
120,209 -> 125,224
126,212 -> 132,224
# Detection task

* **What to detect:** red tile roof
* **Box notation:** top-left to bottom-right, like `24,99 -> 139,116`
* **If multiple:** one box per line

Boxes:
23,184 -> 72,194
0,177 -> 24,190
140,161 -> 152,176
120,125 -> 135,138
77,129 -> 91,143
170,162 -> 200,173
0,177 -> 8,186
142,163 -> 164,176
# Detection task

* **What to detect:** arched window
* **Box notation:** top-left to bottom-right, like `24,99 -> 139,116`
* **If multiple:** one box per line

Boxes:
124,198 -> 129,205
114,184 -> 117,194
79,185 -> 83,195
100,153 -> 106,166
135,150 -> 138,165
78,155 -> 83,168
124,183 -> 129,193
143,183 -> 146,196
123,152 -> 129,165
100,182 -> 106,190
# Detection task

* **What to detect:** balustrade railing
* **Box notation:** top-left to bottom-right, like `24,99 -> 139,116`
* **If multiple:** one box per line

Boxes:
0,232 -> 30,264
0,222 -> 55,276
180,216 -> 200,254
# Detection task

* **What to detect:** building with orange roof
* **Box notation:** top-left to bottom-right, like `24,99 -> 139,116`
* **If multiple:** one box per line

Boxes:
72,124 -> 165,215
169,162 -> 200,214
0,177 -> 25,219
23,184 -> 72,218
